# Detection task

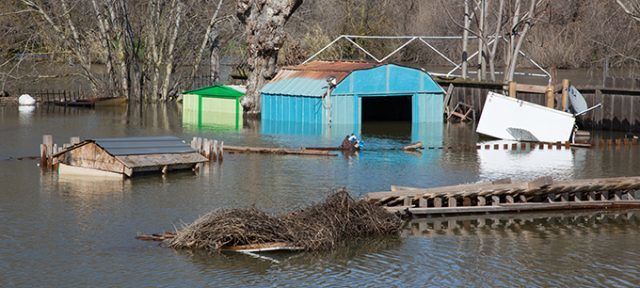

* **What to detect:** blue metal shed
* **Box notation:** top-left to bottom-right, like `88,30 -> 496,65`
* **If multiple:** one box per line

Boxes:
261,61 -> 444,133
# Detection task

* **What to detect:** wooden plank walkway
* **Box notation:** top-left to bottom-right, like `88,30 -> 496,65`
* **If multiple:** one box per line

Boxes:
366,176 -> 640,216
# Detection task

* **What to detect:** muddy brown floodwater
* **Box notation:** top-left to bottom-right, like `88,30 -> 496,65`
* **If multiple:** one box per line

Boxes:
1,103 -> 640,287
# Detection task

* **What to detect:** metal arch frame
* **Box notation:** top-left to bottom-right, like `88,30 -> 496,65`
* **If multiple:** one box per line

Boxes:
302,35 -> 550,80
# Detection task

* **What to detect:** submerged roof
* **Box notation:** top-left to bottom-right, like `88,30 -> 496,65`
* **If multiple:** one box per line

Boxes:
93,136 -> 196,156
183,85 -> 245,98
261,61 -> 382,97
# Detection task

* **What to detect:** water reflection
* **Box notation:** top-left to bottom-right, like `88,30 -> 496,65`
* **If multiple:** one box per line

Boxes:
477,140 -> 587,180
182,109 -> 241,130
261,120 -> 444,146
4,103 -> 640,287
404,210 -> 640,237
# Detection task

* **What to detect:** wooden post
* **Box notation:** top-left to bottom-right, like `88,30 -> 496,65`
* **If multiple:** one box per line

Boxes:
219,141 -> 224,161
42,135 -> 53,167
418,197 -> 428,207
518,194 -> 527,203
477,196 -> 486,206
448,196 -> 457,207
508,81 -> 517,98
491,195 -> 500,206
545,84 -> 554,108
40,144 -> 47,167
561,79 -> 570,112
203,139 -> 211,159
505,195 -> 514,203
196,137 -> 203,153
212,140 -> 218,162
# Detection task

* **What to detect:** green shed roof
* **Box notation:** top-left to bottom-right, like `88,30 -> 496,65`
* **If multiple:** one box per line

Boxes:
183,85 -> 245,99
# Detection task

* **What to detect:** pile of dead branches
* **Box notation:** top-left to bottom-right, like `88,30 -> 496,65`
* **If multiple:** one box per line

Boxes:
168,189 -> 402,252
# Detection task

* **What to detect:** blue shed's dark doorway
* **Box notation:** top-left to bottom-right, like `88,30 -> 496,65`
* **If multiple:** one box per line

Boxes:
361,95 -> 412,136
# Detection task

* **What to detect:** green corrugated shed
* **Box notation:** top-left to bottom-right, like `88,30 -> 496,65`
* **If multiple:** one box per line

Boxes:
182,85 -> 245,129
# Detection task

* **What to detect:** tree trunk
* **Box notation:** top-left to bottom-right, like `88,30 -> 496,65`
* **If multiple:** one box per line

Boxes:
462,0 -> 470,79
477,0 -> 487,81
506,0 -> 536,82
190,0 -> 224,82
488,0 -> 504,82
161,3 -> 183,102
210,31 -> 221,83
237,0 -> 303,115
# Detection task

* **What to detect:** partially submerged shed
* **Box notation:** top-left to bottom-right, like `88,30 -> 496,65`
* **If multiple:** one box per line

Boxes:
260,60 -> 444,132
53,136 -> 207,178
182,85 -> 245,129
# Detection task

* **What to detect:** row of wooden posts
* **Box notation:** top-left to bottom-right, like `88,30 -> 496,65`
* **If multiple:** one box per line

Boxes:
191,137 -> 224,161
507,79 -> 571,109
410,138 -> 637,151
40,134 -> 79,168
473,138 -> 638,150
20,89 -> 87,104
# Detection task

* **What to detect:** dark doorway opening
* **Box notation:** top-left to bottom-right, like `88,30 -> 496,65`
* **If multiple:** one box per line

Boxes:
361,95 -> 412,137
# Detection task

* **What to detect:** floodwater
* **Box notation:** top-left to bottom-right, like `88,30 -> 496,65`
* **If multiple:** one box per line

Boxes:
1,104 -> 640,287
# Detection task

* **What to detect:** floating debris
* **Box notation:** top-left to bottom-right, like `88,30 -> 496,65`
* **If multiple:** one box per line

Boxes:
156,189 -> 402,253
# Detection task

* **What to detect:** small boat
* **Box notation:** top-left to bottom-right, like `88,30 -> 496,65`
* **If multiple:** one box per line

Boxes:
54,96 -> 127,108
18,94 -> 36,105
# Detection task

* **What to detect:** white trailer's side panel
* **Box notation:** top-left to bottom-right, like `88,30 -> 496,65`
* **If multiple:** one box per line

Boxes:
476,92 -> 575,142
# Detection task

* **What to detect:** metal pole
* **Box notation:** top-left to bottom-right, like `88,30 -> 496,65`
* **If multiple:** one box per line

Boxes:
419,38 -> 458,66
302,35 -> 345,64
379,37 -> 417,62
343,37 -> 382,62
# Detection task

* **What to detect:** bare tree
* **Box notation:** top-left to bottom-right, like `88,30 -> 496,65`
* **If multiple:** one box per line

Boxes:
503,0 -> 539,82
189,0 -> 224,83
237,0 -> 303,115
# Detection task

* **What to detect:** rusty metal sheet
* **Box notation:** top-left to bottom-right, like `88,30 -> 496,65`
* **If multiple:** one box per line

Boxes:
261,61 -> 382,97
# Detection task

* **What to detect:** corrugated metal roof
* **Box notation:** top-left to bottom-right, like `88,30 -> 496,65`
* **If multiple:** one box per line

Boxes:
261,61 -> 382,97
93,136 -> 196,156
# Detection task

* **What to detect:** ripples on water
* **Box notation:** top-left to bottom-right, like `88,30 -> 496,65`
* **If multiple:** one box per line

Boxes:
1,104 -> 640,287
